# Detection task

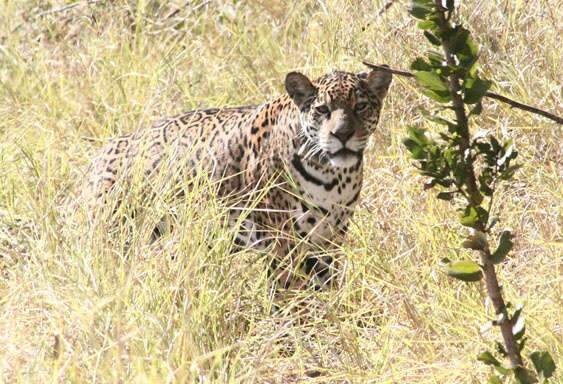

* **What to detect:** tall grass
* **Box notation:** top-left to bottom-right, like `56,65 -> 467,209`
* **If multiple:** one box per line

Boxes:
0,1 -> 561,382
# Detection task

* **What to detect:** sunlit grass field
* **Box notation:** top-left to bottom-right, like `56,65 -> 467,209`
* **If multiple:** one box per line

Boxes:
0,1 -> 561,382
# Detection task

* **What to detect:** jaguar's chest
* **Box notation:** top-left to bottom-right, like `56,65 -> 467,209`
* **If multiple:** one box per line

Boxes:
285,154 -> 363,242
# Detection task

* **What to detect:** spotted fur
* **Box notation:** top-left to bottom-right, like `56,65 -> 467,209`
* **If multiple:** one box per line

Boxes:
83,68 -> 392,287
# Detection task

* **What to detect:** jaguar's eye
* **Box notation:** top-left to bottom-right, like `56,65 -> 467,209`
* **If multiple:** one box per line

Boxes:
355,102 -> 369,112
315,105 -> 330,115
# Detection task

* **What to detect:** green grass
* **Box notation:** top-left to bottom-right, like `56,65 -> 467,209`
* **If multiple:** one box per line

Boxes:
0,1 -> 561,382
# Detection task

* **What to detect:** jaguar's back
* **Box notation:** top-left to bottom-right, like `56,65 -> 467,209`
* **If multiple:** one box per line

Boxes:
83,105 -> 259,212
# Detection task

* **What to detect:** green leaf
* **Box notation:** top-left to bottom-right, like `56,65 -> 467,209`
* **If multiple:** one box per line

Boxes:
513,367 -> 538,384
446,260 -> 483,282
439,257 -> 451,265
478,351 -> 501,366
427,51 -> 445,66
417,20 -> 436,30
479,181 -> 493,196
436,179 -> 454,188
491,230 -> 513,264
476,206 -> 489,225
409,0 -> 434,20
452,168 -> 467,186
467,35 -> 479,57
403,139 -> 426,159
407,126 -> 429,144
469,102 -> 483,116
449,27 -> 471,54
500,164 -> 521,180
437,191 -> 455,201
488,375 -> 502,384
504,141 -> 519,161
518,337 -> 527,353
529,351 -> 556,379
460,206 -> 479,228
467,57 -> 480,78
475,141 -> 493,155
497,142 -> 514,166
462,231 -> 488,250
421,88 -> 452,103
424,31 -> 441,46
464,77 -> 492,104
511,304 -> 524,324
429,116 -> 455,127
494,365 -> 511,375
490,136 -> 501,152
404,126 -> 432,160
414,71 -> 449,92
454,33 -> 480,69
419,109 -> 456,128
411,57 -> 433,71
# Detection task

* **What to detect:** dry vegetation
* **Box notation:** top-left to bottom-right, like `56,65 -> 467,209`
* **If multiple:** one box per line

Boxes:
0,0 -> 561,382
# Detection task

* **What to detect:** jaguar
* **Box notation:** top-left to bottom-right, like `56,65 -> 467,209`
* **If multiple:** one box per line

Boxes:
82,67 -> 392,288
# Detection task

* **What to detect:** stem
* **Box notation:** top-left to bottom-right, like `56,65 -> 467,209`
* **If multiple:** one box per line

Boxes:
433,1 -> 524,368
480,250 -> 524,368
485,167 -> 499,232
433,4 -> 481,206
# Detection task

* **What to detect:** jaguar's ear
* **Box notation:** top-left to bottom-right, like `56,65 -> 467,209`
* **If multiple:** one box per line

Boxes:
285,72 -> 317,109
364,66 -> 392,100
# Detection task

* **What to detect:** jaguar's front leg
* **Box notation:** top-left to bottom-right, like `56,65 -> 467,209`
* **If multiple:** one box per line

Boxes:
301,225 -> 349,290
303,252 -> 336,289
302,242 -> 351,291
268,240 -> 306,290
269,244 -> 339,291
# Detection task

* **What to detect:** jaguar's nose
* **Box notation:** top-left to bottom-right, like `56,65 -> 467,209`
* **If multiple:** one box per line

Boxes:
331,126 -> 355,143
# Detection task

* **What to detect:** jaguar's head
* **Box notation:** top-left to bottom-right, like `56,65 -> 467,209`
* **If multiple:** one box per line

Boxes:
285,68 -> 392,168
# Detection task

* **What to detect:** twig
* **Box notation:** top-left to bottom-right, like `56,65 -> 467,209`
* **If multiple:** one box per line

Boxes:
363,61 -> 563,124
170,1 -> 211,28
360,0 -> 399,32
364,62 -> 415,78
35,1 -> 93,18
164,1 -> 190,20
378,0 -> 399,16
11,0 -> 103,34
482,92 -> 562,124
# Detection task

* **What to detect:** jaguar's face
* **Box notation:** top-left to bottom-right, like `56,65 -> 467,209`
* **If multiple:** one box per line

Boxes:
285,69 -> 392,168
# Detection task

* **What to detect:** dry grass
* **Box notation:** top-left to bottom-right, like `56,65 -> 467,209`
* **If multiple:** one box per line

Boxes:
0,0 -> 561,383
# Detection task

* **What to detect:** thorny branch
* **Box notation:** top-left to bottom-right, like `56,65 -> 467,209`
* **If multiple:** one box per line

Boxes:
362,61 -> 563,124
437,3 -> 524,367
